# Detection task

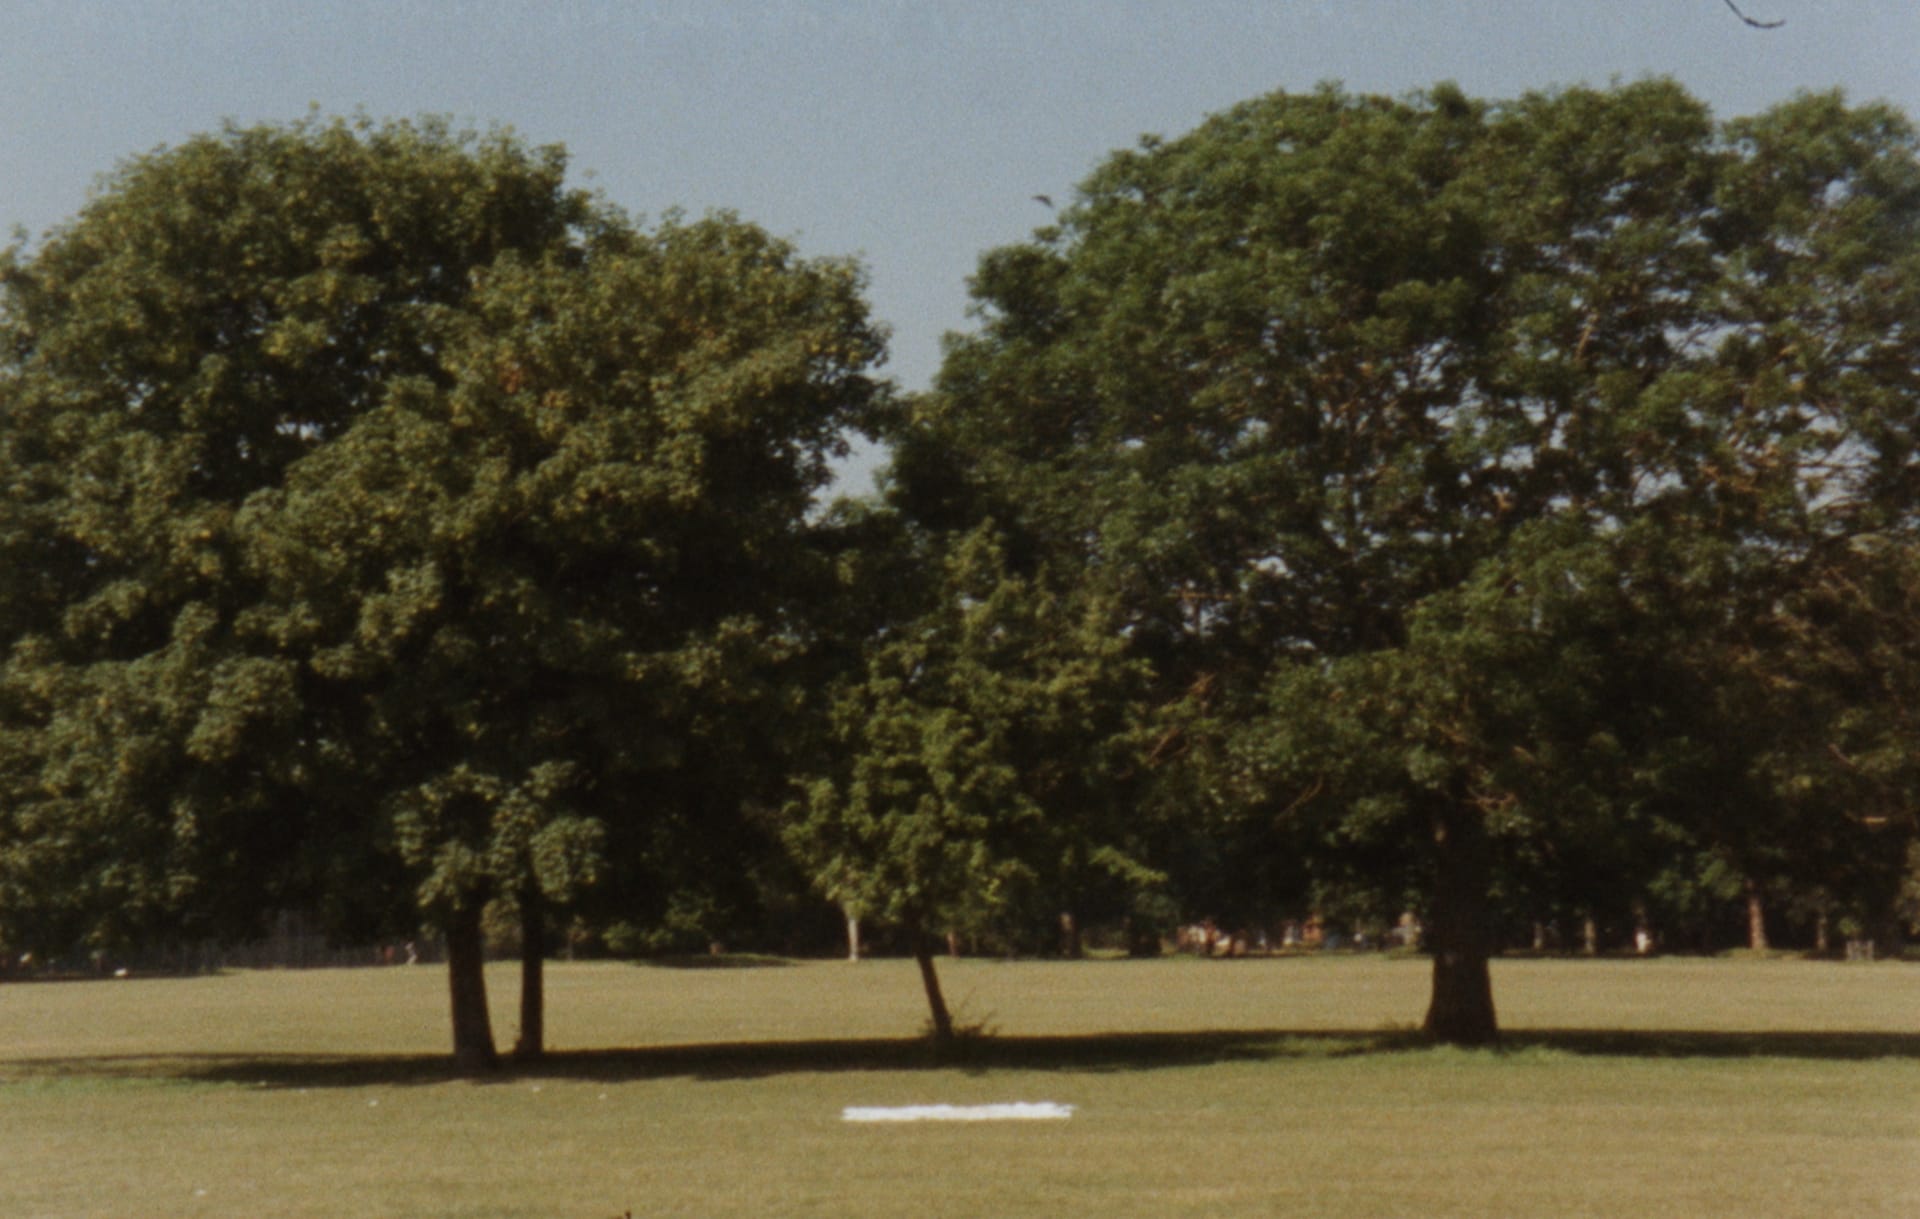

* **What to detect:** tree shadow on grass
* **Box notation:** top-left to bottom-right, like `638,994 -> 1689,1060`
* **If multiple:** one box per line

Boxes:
1505,1029 -> 1920,1060
9,1027 -> 1919,1091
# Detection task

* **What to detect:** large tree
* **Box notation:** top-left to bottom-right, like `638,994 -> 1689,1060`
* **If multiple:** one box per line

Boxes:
904,81 -> 1920,1043
241,215 -> 884,1066
0,118 -> 885,1069
3,116 -> 592,970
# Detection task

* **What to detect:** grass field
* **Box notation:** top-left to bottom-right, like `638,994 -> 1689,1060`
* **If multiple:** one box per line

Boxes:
5,956 -> 1917,1217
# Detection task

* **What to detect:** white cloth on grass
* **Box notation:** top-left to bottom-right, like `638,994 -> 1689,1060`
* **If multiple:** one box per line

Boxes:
842,1102 -> 1074,1122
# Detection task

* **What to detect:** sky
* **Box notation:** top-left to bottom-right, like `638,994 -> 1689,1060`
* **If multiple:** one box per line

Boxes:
4,0 -> 1916,489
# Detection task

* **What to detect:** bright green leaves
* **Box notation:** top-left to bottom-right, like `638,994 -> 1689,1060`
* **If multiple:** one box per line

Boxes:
391,761 -> 601,919
184,655 -> 300,764
786,525 -> 1150,941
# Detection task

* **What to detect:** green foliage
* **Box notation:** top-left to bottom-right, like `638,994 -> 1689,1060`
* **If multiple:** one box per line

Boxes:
909,80 -> 1920,1020
784,524 -> 1152,944
0,116 -> 887,999
2,114 -> 591,953
232,207 -> 885,938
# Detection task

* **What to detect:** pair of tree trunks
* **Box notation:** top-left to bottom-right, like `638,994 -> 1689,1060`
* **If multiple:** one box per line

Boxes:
445,888 -> 548,1073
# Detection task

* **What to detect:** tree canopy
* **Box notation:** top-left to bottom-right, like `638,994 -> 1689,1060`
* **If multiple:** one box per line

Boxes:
903,79 -> 1920,1042
0,116 -> 886,1068
4,115 -> 596,964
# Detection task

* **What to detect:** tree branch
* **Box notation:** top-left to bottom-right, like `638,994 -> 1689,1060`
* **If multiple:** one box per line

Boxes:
1722,0 -> 1784,29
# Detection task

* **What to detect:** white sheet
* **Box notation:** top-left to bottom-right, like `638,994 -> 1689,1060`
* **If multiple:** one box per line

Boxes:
842,1102 -> 1075,1122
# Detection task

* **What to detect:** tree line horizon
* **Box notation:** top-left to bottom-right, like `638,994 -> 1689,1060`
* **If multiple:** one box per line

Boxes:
2,79 -> 1916,1070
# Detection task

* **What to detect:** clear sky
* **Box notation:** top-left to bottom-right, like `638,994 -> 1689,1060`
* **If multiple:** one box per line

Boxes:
5,1 -> 1915,488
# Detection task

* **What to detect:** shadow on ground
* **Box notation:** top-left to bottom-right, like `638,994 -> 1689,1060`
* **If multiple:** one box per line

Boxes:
8,1027 -> 1919,1091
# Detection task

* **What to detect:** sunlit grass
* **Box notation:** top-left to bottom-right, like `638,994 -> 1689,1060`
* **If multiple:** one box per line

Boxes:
5,956 -> 1917,1217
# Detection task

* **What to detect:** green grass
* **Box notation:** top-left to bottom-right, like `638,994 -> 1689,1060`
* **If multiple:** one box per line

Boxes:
5,956 -> 1918,1217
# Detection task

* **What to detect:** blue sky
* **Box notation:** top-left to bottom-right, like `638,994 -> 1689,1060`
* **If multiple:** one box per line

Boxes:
5,1 -> 1915,488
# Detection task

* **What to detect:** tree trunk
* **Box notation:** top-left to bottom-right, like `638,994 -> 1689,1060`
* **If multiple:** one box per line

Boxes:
1125,915 -> 1162,958
513,886 -> 545,1062
1422,804 -> 1499,1046
843,904 -> 862,962
446,901 -> 498,1073
912,933 -> 955,1047
1059,910 -> 1083,959
1582,913 -> 1599,956
1745,880 -> 1770,952
1871,913 -> 1905,960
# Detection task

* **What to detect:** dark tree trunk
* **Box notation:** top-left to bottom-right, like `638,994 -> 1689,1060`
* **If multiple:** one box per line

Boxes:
1871,914 -> 1905,960
1125,915 -> 1162,958
912,933 -> 955,1046
1059,910 -> 1083,959
1422,804 -> 1499,1046
446,901 -> 499,1073
513,886 -> 545,1062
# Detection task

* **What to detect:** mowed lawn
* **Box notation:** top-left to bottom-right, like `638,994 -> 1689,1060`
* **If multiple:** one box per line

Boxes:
4,956 -> 1917,1218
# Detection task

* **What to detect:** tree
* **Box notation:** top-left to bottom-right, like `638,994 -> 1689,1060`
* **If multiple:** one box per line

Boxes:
0,118 -> 886,1070
3,115 -> 592,975
905,81 -> 1920,1043
783,524 -> 1148,1046
240,214 -> 884,1066
1604,90 -> 1920,957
